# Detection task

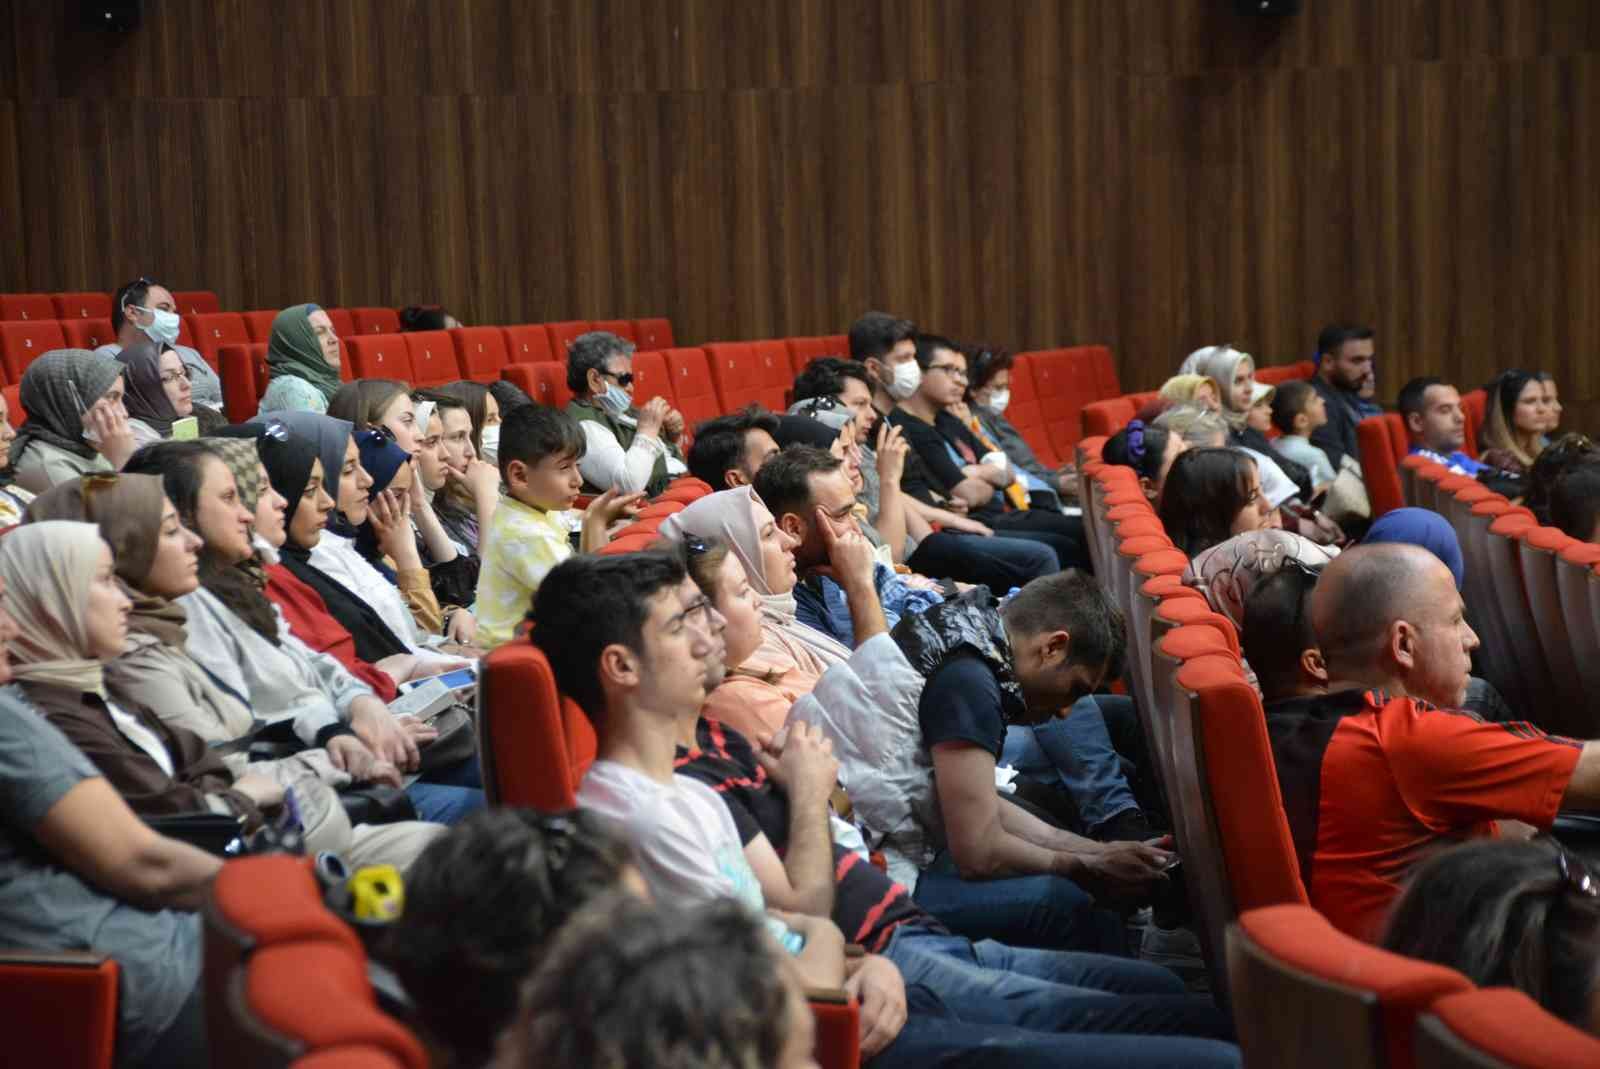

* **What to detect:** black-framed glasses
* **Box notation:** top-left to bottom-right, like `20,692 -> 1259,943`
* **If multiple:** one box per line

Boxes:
159,367 -> 193,387
926,363 -> 968,381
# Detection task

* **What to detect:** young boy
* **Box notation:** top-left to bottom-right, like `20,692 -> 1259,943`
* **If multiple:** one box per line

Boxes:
1269,379 -> 1338,489
474,404 -> 640,647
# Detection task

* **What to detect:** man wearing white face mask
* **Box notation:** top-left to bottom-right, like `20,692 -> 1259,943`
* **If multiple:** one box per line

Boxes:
963,346 -> 1078,504
94,278 -> 225,413
565,331 -> 688,497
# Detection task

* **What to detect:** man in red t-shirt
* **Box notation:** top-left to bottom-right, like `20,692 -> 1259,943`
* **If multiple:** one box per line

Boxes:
1263,543 -> 1600,941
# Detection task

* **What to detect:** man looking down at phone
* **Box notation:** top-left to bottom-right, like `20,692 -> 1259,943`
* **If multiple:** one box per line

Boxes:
8,348 -> 139,493
565,330 -> 688,498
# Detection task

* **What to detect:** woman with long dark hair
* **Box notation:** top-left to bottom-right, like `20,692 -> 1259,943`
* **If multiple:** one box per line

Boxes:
1158,448 -> 1272,559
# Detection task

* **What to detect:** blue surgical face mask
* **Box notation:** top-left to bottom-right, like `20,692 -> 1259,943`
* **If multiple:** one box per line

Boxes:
137,306 -> 181,347
598,383 -> 633,416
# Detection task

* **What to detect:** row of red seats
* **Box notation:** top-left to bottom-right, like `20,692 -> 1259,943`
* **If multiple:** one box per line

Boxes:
1357,389 -> 1487,518
1,290 -> 219,322
1079,437 -> 1600,1066
1078,359 -> 1317,440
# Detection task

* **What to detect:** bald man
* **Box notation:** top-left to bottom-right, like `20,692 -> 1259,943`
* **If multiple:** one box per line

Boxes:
1262,543 -> 1600,941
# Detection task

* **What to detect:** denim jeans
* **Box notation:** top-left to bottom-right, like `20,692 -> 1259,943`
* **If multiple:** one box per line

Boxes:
872,982 -> 1239,1069
405,752 -> 485,825
881,925 -> 1232,1038
906,531 -> 1059,592
1002,695 -> 1141,833
912,850 -> 1127,954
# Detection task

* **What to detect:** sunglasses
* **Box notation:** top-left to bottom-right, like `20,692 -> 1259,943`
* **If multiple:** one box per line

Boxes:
600,370 -> 635,388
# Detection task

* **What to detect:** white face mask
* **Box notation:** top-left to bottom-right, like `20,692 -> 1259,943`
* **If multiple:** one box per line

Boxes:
985,388 -> 1011,414
137,306 -> 181,347
884,359 -> 922,402
479,424 -> 501,465
598,382 -> 633,416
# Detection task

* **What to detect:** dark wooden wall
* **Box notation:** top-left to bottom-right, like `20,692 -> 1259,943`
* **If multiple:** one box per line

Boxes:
4,1 -> 1598,409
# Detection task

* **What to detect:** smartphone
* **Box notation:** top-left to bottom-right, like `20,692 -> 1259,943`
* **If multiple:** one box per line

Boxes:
433,667 -> 477,691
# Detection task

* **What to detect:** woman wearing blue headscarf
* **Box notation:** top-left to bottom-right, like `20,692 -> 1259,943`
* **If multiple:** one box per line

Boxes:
1363,508 -> 1465,590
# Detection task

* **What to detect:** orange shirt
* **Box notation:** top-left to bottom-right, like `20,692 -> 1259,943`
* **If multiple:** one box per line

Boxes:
700,629 -> 823,741
1266,688 -> 1582,941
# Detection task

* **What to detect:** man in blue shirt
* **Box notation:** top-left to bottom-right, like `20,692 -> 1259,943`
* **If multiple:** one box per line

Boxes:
1397,376 -> 1486,475
752,444 -> 944,647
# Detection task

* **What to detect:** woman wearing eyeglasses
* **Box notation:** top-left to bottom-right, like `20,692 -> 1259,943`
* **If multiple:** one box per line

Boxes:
565,331 -> 688,497
116,340 -> 226,448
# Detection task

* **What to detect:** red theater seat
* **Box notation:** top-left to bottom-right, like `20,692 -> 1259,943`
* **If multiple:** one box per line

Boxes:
350,308 -> 400,336
242,310 -> 280,343
3,385 -> 23,424
184,312 -> 251,370
632,318 -> 675,350
1081,397 -> 1138,439
445,327 -> 507,384
477,642 -> 597,810
0,294 -> 58,322
219,343 -> 271,422
630,350 -> 673,409
704,341 -> 791,412
323,308 -> 356,338
501,362 -> 573,410
1,320 -> 66,382
1006,356 -> 1057,467
1357,414 -> 1410,518
345,335 -> 413,382
501,324 -> 556,365
1417,988 -> 1600,1069
1254,360 -> 1316,386
786,335 -> 849,370
403,331 -> 462,387
58,318 -> 115,351
1024,345 -> 1120,459
663,348 -> 722,430
1460,389 -> 1486,457
171,290 -> 221,316
51,292 -> 112,320
545,321 -> 592,359
591,319 -> 637,343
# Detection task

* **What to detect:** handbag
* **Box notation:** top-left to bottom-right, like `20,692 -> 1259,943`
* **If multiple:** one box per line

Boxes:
416,703 -> 476,775
338,785 -> 418,826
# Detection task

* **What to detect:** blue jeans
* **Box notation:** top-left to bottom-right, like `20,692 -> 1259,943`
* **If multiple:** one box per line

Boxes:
405,753 -> 485,824
873,983 -> 1239,1069
882,925 -> 1232,1038
912,850 -> 1127,954
1002,695 -> 1140,833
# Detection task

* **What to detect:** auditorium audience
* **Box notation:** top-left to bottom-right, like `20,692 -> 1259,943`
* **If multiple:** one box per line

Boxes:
1159,448 -> 1272,558
398,305 -> 461,332
1101,420 -> 1187,503
1382,838 -> 1600,1035
256,304 -> 344,416
506,895 -> 821,1069
0,390 -> 36,526
9,348 -> 136,492
116,340 -> 225,447
1478,369 -> 1550,476
97,277 -> 224,412
686,407 -> 782,490
1263,542 -> 1600,940
415,389 -> 500,556
565,331 -> 687,496
1551,462 -> 1600,544
1181,344 -> 1314,499
752,446 -> 941,648
961,345 -> 1074,505
0,554 -> 216,1068
1269,380 -> 1337,488
1397,376 -> 1487,475
887,335 -> 1088,568
1306,323 -> 1376,471
475,404 -> 640,648
791,355 -> 1059,590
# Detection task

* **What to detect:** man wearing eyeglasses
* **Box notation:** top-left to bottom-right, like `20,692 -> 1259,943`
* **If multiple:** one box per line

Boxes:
1260,543 -> 1600,942
94,277 -> 224,413
565,331 -> 687,498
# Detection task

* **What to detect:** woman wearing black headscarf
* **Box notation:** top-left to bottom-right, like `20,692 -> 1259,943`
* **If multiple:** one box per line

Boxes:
116,340 -> 226,447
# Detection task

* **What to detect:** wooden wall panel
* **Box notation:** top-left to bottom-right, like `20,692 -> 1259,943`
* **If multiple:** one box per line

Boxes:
2,1 -> 1599,423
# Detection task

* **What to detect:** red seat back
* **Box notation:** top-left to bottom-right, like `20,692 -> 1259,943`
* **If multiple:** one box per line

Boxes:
1024,345 -> 1120,458
632,317 -> 675,350
703,341 -> 790,412
171,290 -> 221,316
58,317 -> 115,351
4,384 -> 26,424
1357,414 -> 1409,517
544,321 -> 592,360
0,952 -> 117,1069
1417,988 -> 1600,1069
350,308 -> 400,336
445,327 -> 505,384
664,348 -> 722,430
184,312 -> 251,370
0,320 -> 66,382
242,310 -> 280,343
51,292 -> 112,320
323,308 -> 355,339
0,294 -> 57,322
1006,355 -> 1057,467
345,335 -> 414,382
1460,389 -> 1486,458
786,335 -> 849,371
219,343 -> 271,422
1081,397 -> 1138,438
501,362 -> 573,410
1254,360 -> 1316,386
501,324 -> 556,365
630,350 -> 673,409
403,331 -> 462,387
477,641 -> 598,809
591,319 -> 636,343
1230,904 -> 1472,1069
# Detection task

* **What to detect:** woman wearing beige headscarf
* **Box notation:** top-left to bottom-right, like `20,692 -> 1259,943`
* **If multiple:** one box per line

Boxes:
1157,373 -> 1221,413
